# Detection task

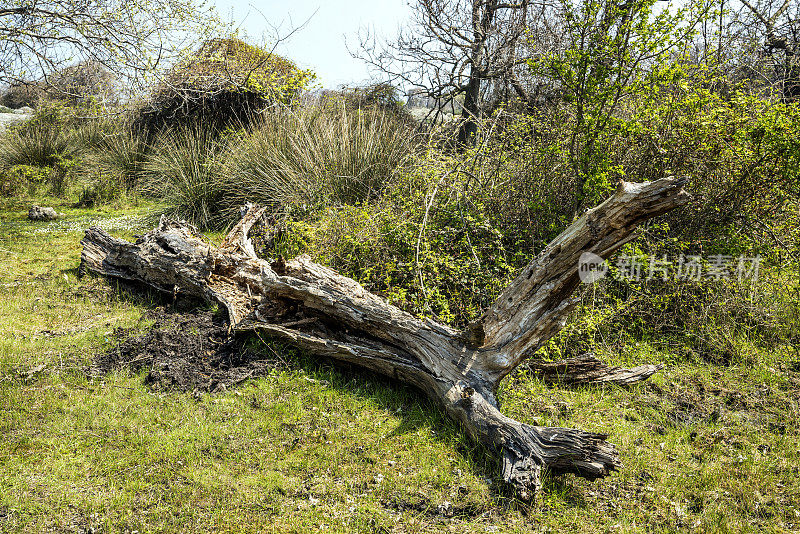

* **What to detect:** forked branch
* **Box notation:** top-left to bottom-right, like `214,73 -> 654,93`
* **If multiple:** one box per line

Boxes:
80,177 -> 689,497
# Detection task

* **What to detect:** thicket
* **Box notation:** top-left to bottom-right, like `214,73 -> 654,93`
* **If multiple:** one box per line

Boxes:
134,38 -> 315,137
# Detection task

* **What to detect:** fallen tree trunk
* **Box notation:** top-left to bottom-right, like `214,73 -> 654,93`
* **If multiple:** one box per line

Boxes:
80,177 -> 689,498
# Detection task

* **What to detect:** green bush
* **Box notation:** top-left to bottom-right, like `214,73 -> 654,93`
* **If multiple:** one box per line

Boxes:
0,165 -> 57,197
263,153 -> 518,326
612,87 -> 800,247
136,37 -> 315,135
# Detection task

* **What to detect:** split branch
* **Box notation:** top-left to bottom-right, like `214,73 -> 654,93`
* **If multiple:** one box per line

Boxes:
80,176 -> 689,497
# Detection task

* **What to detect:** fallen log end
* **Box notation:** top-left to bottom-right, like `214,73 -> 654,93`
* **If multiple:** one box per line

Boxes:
502,424 -> 621,499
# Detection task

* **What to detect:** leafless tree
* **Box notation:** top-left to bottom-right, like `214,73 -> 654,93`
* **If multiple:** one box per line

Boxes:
737,0 -> 800,100
356,0 -> 540,145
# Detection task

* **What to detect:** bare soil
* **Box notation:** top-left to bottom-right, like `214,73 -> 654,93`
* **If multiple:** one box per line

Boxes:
94,308 -> 280,393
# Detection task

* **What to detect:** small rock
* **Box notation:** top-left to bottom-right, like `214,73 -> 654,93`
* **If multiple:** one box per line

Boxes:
437,500 -> 453,517
15,106 -> 34,115
28,206 -> 59,221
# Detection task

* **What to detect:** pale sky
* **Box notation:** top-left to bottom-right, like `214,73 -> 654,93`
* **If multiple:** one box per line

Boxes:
213,0 -> 412,89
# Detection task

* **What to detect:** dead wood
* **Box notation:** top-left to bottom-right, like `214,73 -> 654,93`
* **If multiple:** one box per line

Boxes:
528,354 -> 664,386
80,177 -> 689,498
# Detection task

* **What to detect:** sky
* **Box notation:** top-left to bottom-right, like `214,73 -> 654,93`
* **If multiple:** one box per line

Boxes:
213,0 -> 412,89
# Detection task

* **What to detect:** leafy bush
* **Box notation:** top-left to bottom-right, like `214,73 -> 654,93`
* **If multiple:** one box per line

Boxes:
336,82 -> 412,120
618,87 -> 800,247
135,37 -> 315,135
0,164 -> 60,197
261,152 -> 519,326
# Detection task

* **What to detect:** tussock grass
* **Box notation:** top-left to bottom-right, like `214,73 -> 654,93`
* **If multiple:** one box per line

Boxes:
0,123 -> 79,169
134,102 -> 420,228
92,126 -> 150,189
141,125 -> 226,228
223,102 -> 419,213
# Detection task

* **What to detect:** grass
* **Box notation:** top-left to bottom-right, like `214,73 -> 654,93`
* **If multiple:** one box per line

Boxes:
0,192 -> 799,532
0,124 -> 79,170
222,102 -> 420,218
142,126 -> 226,228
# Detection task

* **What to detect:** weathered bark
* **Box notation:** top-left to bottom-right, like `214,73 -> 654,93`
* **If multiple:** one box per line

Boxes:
528,354 -> 663,386
80,177 -> 690,498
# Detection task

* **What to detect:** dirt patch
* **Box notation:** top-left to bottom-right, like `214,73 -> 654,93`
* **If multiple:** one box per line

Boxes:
94,308 -> 281,393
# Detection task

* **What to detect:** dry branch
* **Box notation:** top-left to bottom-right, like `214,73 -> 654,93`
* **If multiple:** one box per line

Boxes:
528,354 -> 664,386
80,177 -> 689,498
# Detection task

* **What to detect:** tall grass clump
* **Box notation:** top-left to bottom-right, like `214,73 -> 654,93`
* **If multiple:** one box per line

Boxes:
142,125 -> 226,228
74,125 -> 149,207
0,113 -> 79,169
94,126 -> 150,188
223,100 -> 419,215
0,105 -> 86,196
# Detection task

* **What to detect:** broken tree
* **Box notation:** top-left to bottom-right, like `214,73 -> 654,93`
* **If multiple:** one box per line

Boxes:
80,177 -> 690,498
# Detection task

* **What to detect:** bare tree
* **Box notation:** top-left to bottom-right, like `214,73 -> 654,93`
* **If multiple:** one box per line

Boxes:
0,0 -> 221,100
738,0 -> 800,100
356,0 -> 537,145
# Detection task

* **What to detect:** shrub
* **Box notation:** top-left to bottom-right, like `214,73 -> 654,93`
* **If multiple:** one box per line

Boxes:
337,82 -> 412,121
0,83 -> 39,109
612,87 -> 800,248
261,152 -> 519,326
0,164 -> 61,197
43,61 -> 118,107
135,37 -> 315,135
74,171 -> 129,207
1,61 -> 117,109
0,165 -> 25,196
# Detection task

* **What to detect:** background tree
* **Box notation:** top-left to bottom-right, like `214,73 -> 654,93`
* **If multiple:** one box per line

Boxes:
357,0 -> 537,145
738,0 -> 800,101
528,0 -> 710,212
0,0 -> 220,101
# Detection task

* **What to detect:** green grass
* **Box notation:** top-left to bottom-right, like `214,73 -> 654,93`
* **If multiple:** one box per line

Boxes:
0,194 -> 798,532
